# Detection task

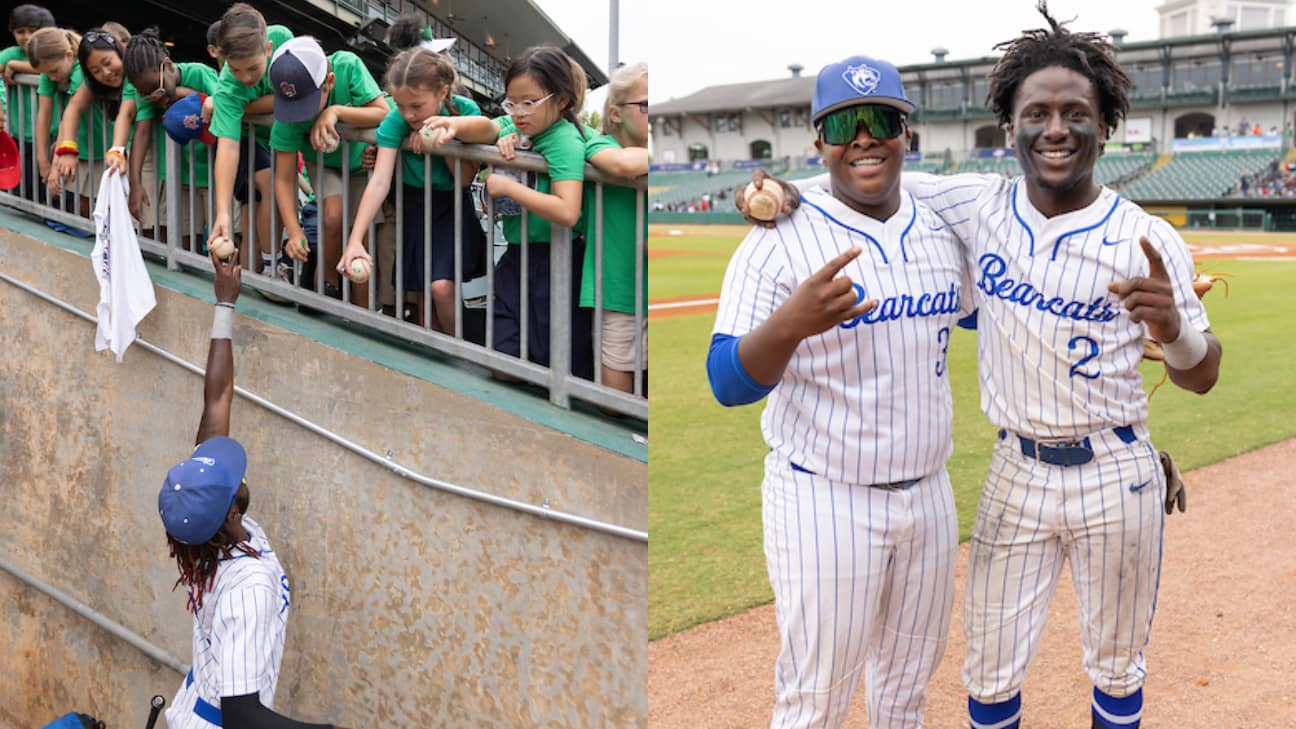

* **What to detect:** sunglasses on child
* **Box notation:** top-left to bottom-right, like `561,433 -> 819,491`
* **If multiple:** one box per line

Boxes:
83,30 -> 119,48
815,105 -> 907,145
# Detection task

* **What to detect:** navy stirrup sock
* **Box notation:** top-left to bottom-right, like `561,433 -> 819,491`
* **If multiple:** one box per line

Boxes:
969,694 -> 1022,729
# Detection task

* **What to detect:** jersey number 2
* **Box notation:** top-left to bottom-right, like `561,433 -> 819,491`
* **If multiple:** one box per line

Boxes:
1068,336 -> 1101,380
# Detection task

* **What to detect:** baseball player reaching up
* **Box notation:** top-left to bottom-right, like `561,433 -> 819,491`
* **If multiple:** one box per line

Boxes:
739,4 -> 1223,728
157,247 -> 348,729
709,56 -> 973,729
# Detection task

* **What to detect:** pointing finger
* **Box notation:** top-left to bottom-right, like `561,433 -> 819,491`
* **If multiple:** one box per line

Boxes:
1140,236 -> 1168,281
814,246 -> 863,281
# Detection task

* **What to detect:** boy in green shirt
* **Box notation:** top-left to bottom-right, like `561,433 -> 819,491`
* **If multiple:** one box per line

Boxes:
268,36 -> 388,303
205,2 -> 291,270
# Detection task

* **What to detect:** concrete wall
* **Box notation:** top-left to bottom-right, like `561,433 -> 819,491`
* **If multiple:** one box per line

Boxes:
0,219 -> 647,729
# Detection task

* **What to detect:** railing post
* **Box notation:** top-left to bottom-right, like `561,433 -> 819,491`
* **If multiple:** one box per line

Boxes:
549,223 -> 572,409
165,134 -> 182,271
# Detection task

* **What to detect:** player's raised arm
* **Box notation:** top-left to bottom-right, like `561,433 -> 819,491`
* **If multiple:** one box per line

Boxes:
1108,236 -> 1222,394
194,247 -> 242,446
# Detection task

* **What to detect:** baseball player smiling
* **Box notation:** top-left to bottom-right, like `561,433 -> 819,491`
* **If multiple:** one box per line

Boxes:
709,56 -> 971,728
737,6 -> 1223,727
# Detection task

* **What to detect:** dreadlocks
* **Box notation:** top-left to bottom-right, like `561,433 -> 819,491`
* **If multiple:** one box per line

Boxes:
123,26 -> 170,90
168,526 -> 260,612
986,0 -> 1131,139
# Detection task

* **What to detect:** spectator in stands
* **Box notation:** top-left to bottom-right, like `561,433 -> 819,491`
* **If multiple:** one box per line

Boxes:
267,36 -> 389,305
423,44 -> 595,380
340,46 -> 487,331
1253,123 -> 1262,136
579,61 -> 648,395
1237,118 -> 1249,135
113,27 -> 220,252
206,21 -> 223,69
205,3 -> 293,277
34,26 -> 126,214
0,4 -> 56,204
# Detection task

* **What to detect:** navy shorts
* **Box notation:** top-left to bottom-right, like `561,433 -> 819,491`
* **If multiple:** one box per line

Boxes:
232,142 -> 271,203
491,238 -> 595,380
397,184 -> 487,292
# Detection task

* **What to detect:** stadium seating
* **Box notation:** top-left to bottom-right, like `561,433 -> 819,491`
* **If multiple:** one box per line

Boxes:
1117,149 -> 1281,200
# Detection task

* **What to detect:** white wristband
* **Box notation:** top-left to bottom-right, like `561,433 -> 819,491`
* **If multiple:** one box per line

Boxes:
212,304 -> 234,340
1161,311 -> 1207,370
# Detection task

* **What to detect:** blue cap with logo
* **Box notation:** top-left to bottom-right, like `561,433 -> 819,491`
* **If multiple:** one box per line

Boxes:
162,92 -> 217,146
812,56 -> 915,123
158,436 -> 247,545
270,37 -> 330,123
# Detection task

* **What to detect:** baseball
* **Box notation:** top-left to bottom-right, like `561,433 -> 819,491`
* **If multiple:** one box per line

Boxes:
747,181 -> 785,222
322,133 -> 339,153
348,257 -> 371,284
420,126 -> 446,146
209,235 -> 234,261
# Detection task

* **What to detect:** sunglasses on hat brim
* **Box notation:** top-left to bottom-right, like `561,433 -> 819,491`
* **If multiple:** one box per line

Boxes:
816,104 -> 907,145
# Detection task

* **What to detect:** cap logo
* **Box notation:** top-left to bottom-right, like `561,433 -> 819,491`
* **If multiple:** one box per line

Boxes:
183,113 -> 201,131
843,64 -> 881,96
280,81 -> 297,98
193,457 -> 215,466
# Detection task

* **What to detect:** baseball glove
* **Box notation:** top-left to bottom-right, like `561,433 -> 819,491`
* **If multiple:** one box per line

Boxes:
1159,450 -> 1186,514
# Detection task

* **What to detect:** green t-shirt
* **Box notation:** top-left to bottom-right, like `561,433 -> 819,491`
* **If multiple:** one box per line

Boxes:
209,24 -> 293,144
374,94 -> 480,190
38,63 -> 110,161
495,115 -> 586,244
129,62 -> 220,186
269,50 -> 381,173
1,45 -> 38,141
579,134 -> 646,313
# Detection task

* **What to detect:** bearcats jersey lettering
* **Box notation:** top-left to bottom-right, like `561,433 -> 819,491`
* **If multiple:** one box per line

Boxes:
713,187 -> 972,485
165,516 -> 291,729
905,172 -> 1209,439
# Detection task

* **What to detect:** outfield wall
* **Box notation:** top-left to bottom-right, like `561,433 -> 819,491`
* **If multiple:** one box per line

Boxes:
0,213 -> 647,729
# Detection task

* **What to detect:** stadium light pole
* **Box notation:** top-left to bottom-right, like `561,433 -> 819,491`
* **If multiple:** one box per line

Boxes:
609,0 -> 619,72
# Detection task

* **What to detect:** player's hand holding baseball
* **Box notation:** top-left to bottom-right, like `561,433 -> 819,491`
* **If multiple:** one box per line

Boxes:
735,169 -> 801,228
739,246 -> 877,386
212,243 -> 242,306
1108,237 -> 1180,343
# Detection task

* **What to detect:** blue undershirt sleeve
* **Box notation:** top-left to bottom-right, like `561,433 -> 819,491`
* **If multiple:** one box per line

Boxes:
957,309 -> 978,330
707,333 -> 776,406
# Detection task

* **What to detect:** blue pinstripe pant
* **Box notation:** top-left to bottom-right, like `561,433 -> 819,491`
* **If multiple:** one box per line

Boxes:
962,429 -> 1165,704
762,454 -> 958,729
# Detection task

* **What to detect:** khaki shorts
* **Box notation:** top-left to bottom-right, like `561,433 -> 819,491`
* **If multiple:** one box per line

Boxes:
373,199 -> 416,306
156,184 -> 211,241
74,159 -> 103,200
600,310 -> 647,371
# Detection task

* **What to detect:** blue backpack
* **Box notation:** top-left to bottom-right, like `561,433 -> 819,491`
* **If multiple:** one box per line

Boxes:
41,714 -> 104,729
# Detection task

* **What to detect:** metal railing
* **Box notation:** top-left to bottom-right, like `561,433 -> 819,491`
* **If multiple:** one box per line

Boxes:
1,75 -> 647,420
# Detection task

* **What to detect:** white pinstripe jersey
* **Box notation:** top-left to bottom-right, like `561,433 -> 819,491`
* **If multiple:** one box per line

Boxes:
165,516 -> 291,729
714,186 -> 971,485
907,173 -> 1210,439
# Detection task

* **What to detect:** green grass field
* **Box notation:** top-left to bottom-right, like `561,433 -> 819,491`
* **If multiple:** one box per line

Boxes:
648,226 -> 1296,640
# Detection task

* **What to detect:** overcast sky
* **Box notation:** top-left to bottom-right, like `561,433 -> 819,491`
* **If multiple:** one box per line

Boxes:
531,0 -> 656,115
540,0 -> 1168,104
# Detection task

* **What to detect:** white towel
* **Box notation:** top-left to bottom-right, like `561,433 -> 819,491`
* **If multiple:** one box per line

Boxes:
91,170 -> 156,362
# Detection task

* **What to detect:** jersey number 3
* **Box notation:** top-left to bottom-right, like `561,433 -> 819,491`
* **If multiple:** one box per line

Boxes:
1068,335 -> 1101,380
935,327 -> 951,377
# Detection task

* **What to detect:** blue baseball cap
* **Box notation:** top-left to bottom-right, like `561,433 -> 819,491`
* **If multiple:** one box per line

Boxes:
162,93 -> 216,146
812,56 -> 915,123
158,436 -> 247,545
